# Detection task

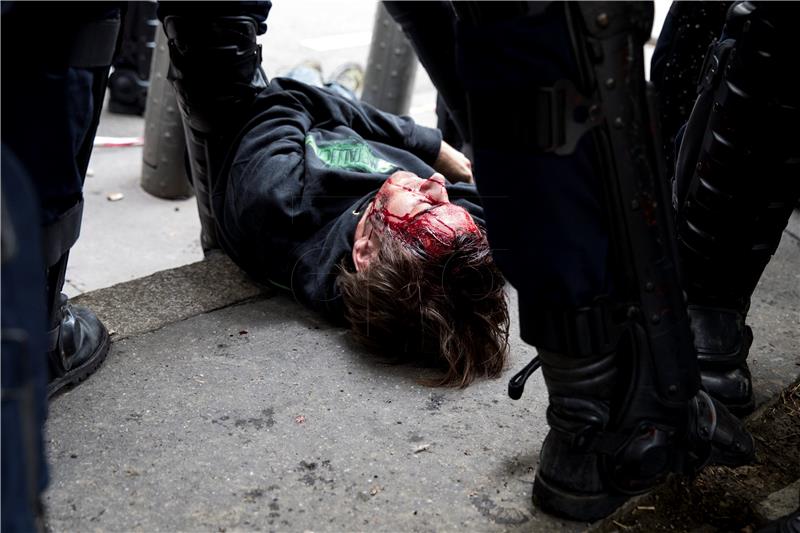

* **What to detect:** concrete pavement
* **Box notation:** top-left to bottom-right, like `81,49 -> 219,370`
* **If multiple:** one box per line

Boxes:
45,214 -> 799,531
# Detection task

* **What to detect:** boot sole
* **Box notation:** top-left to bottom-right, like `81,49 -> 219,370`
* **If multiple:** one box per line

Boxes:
47,324 -> 111,398
532,470 -> 631,522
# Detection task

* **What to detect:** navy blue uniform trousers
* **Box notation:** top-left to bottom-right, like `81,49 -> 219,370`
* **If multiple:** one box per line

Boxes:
389,3 -> 612,312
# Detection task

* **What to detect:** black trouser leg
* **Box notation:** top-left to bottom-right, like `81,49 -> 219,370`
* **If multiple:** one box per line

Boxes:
2,3 -> 120,396
383,1 -> 470,148
109,0 -> 158,115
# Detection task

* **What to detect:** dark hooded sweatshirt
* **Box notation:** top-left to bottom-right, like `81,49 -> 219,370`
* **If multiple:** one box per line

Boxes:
215,77 -> 485,323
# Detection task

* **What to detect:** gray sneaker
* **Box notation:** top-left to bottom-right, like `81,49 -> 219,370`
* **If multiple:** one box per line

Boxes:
328,62 -> 364,96
285,60 -> 325,88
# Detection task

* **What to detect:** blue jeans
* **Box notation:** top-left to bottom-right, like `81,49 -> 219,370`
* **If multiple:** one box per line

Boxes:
283,65 -> 358,102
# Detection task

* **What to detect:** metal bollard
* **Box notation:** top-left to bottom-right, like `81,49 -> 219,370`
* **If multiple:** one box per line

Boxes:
361,2 -> 418,116
140,24 -> 193,200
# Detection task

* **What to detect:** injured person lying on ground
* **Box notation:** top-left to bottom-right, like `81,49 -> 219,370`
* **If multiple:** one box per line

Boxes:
213,75 -> 509,387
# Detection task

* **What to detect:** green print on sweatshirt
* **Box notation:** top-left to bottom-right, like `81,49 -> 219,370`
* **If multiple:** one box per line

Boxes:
306,135 -> 397,174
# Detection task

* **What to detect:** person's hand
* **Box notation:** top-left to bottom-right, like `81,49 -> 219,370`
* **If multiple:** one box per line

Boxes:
433,140 -> 473,184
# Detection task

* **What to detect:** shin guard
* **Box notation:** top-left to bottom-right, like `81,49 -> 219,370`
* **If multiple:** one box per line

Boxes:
162,15 -> 267,252
674,1 -> 800,414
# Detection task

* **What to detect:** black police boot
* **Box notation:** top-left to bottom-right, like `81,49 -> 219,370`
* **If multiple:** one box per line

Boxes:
532,349 -> 629,521
531,347 -> 755,522
108,0 -> 158,116
162,15 -> 267,253
690,306 -> 755,416
47,294 -> 110,397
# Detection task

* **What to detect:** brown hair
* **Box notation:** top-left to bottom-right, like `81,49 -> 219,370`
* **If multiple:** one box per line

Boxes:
337,230 -> 509,387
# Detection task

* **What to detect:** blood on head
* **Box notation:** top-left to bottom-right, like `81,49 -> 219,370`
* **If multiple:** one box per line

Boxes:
368,184 -> 480,257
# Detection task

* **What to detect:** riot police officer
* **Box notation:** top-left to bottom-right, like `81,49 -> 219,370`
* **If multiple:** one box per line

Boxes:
2,3 -> 124,528
385,1 -> 757,520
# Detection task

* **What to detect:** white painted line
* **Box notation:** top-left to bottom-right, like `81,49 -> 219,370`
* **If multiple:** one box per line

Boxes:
300,31 -> 372,52
93,136 -> 144,148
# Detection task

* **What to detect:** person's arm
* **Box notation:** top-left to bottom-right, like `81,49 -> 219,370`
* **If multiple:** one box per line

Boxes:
220,84 -> 318,275
334,89 -> 476,183
277,77 -> 443,166
434,140 -> 473,183
290,79 -> 473,183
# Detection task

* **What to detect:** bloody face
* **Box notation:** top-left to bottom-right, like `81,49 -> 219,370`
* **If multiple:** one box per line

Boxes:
366,171 -> 480,256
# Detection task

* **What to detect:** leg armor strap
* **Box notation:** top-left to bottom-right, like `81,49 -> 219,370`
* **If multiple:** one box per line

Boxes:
566,1 -> 700,403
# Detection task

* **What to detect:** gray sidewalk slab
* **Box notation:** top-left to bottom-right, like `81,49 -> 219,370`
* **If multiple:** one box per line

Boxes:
749,211 -> 800,404
45,221 -> 799,532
